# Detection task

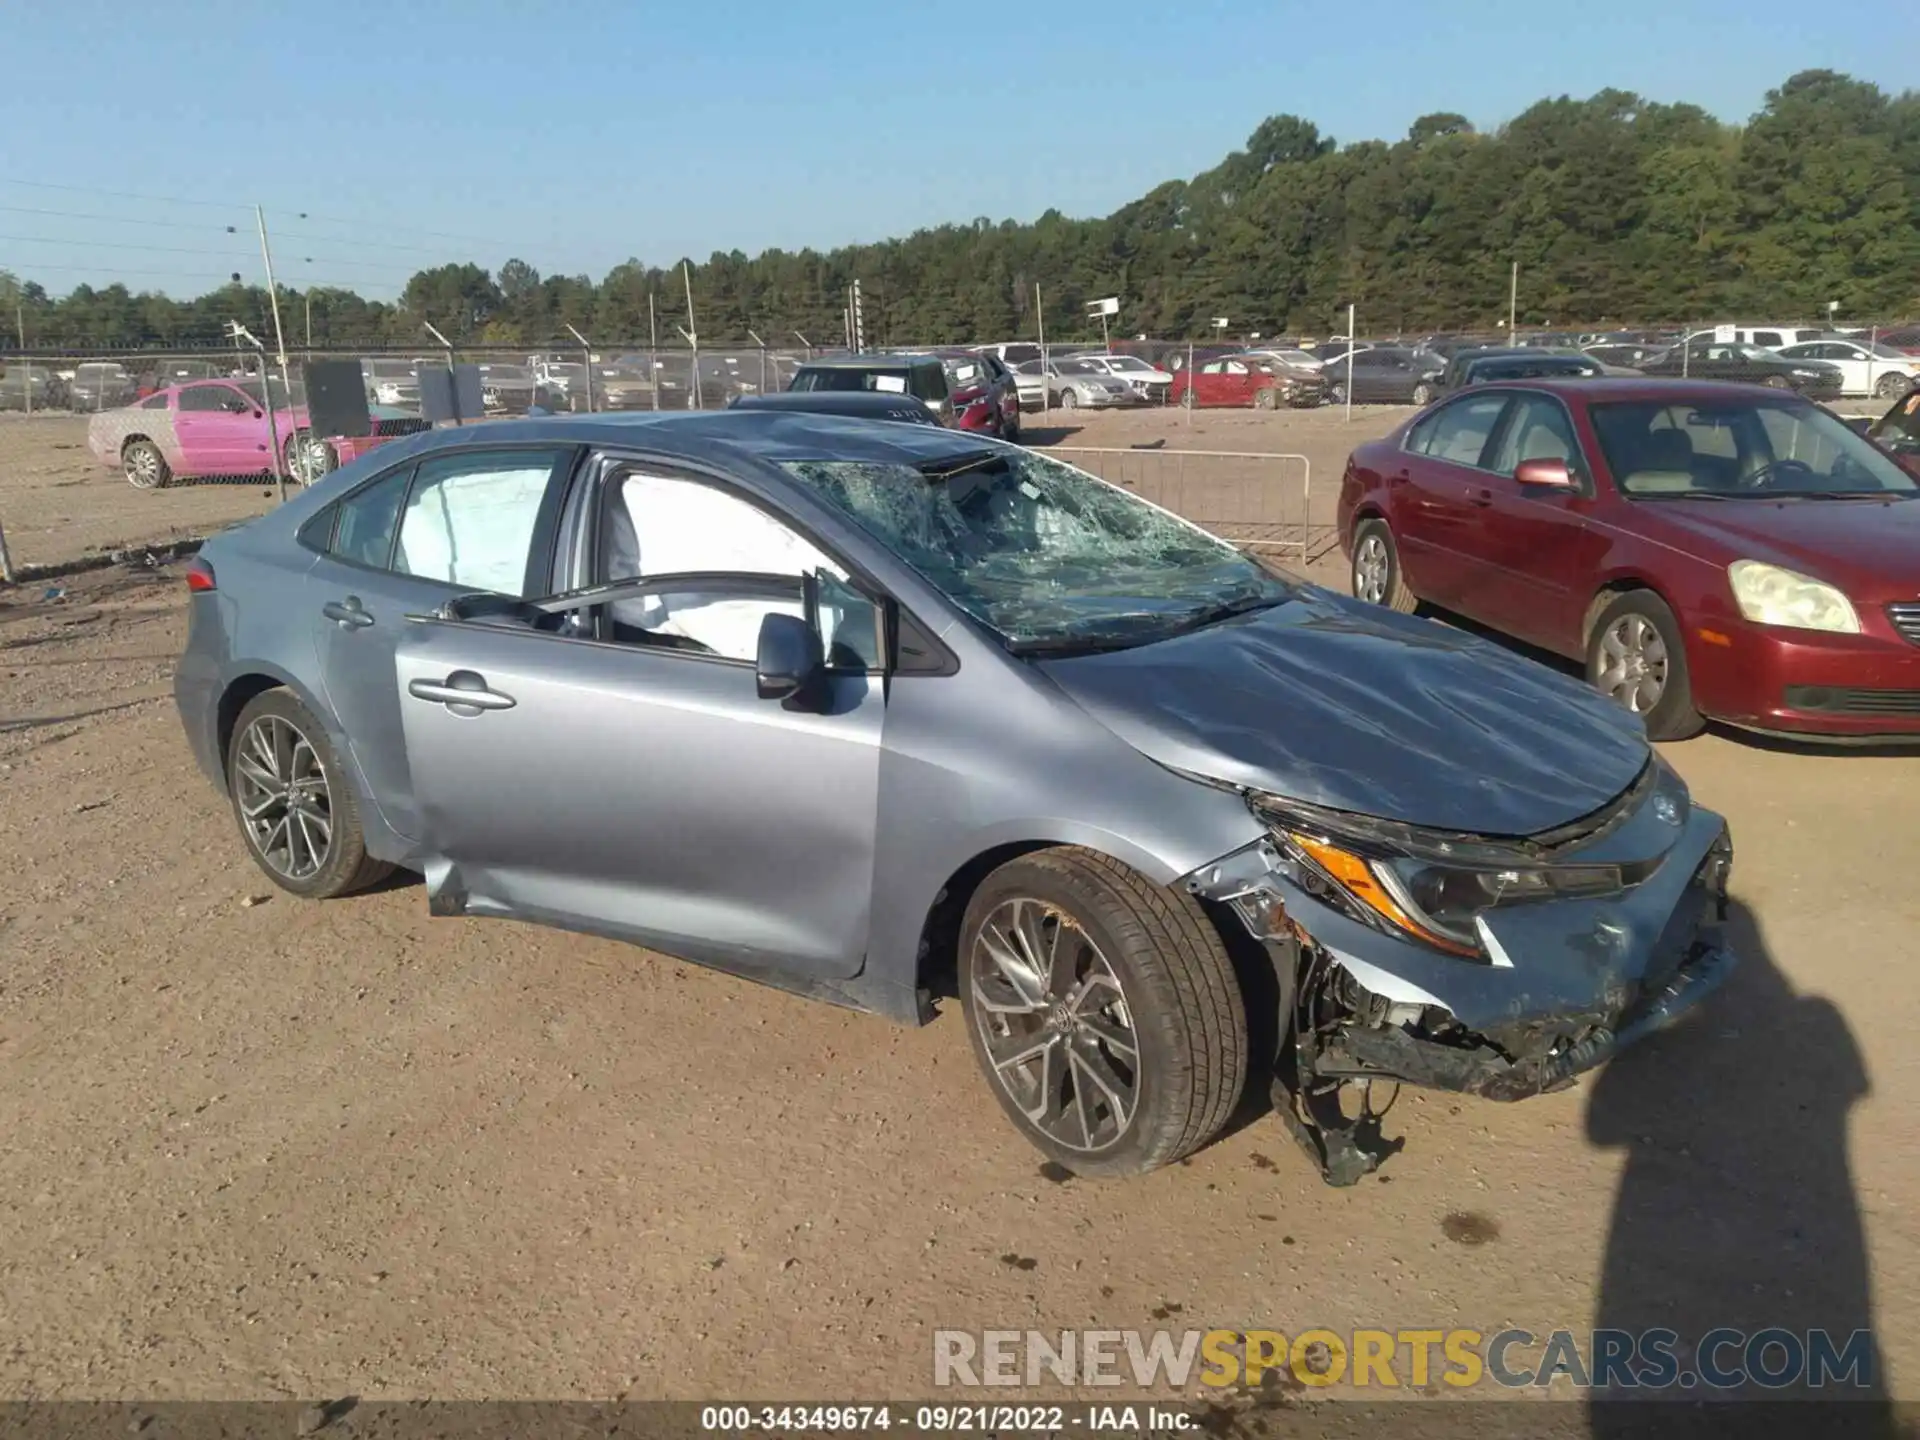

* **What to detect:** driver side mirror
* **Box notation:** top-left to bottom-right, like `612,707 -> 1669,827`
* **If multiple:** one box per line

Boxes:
1514,458 -> 1576,489
755,612 -> 825,704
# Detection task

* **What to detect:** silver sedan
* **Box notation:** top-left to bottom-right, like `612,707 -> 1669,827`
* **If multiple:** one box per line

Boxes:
174,412 -> 1736,1184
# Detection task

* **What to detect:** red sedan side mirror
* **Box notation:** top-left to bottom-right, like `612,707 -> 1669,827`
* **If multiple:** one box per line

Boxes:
1514,458 -> 1575,488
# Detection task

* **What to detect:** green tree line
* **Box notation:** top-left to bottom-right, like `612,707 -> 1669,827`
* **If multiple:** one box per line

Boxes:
4,69 -> 1916,353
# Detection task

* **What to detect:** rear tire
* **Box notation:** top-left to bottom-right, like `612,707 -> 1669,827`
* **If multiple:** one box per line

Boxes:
227,689 -> 394,899
1875,372 -> 1914,399
1349,518 -> 1418,613
122,439 -> 171,490
958,847 -> 1247,1178
1585,591 -> 1705,741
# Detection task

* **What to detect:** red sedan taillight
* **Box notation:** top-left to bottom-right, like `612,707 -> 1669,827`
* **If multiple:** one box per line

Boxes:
185,558 -> 216,593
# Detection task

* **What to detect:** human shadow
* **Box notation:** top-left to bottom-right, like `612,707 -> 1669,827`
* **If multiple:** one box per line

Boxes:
1585,900 -> 1895,1436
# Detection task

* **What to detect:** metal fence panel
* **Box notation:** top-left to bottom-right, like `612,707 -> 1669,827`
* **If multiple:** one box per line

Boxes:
1047,446 -> 1316,560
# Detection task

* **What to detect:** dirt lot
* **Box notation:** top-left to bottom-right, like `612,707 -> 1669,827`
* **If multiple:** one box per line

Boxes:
0,405 -> 1915,1409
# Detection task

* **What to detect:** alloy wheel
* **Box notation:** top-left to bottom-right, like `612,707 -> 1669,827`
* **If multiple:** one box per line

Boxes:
1353,533 -> 1390,604
232,714 -> 334,881
1595,614 -> 1668,714
124,446 -> 160,489
290,437 -> 334,485
968,897 -> 1140,1154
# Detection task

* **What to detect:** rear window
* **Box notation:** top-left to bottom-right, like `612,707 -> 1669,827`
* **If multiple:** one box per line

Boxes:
792,365 -> 916,396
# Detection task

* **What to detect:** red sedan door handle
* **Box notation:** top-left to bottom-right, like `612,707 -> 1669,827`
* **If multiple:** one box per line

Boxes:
1469,487 -> 1494,507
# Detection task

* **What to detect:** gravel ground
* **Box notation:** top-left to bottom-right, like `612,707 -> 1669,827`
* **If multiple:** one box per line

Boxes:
0,405 -> 1913,1411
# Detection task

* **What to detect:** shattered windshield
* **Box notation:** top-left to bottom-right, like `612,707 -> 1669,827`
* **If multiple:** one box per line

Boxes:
781,449 -> 1294,651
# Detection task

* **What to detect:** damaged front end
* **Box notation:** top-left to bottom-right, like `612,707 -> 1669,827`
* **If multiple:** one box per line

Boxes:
1184,757 -> 1738,1186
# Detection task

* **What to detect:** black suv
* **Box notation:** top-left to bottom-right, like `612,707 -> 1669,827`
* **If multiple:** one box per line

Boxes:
788,355 -> 957,426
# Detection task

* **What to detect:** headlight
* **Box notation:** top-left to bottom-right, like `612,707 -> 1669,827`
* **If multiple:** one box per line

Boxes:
1791,368 -> 1823,380
1727,559 -> 1859,633
1280,832 -> 1625,958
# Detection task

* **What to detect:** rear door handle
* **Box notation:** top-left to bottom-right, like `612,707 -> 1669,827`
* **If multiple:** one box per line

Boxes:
408,672 -> 516,713
322,598 -> 375,629
1469,488 -> 1494,507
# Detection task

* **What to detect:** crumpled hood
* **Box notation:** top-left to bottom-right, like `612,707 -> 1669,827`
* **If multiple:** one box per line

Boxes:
1037,589 -> 1650,836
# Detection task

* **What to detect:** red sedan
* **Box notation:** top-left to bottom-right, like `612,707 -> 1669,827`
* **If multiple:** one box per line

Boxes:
1336,378 -> 1920,741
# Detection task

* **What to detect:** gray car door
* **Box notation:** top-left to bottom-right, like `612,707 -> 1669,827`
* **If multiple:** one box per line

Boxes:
306,445 -> 575,842
388,468 -> 887,982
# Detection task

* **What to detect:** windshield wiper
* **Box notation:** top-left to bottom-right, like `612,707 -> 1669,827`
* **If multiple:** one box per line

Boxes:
1158,592 -> 1286,637
1005,632 -> 1162,656
1770,490 -> 1916,501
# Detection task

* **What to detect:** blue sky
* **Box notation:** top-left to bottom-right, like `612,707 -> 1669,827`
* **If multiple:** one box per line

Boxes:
1,0 -> 1912,299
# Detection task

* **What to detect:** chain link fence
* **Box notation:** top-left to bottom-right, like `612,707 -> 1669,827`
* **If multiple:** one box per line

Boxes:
4,320 -> 1914,576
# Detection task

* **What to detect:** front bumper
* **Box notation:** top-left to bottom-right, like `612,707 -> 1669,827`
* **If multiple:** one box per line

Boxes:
1186,782 -> 1737,1178
1689,611 -> 1920,737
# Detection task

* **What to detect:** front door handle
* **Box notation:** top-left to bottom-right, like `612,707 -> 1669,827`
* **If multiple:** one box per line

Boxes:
1469,488 -> 1494,507
408,671 -> 516,713
322,598 -> 375,629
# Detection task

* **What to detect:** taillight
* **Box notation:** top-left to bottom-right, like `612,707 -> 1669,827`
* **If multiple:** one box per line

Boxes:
185,558 -> 216,593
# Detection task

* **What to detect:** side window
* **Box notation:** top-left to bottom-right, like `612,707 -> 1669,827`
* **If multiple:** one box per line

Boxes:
1752,331 -> 1784,349
177,385 -> 227,413
394,448 -> 566,596
1489,396 -> 1580,477
141,393 -> 169,411
600,472 -> 878,668
1200,361 -> 1225,375
328,466 -> 413,568
1409,395 -> 1510,467
1226,361 -> 1248,375
910,363 -> 948,403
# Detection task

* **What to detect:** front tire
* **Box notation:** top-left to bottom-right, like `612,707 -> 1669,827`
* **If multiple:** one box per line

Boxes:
1057,388 -> 1077,410
1349,518 -> 1417,613
122,439 -> 171,490
1763,375 -> 1793,390
1411,381 -> 1436,406
1253,387 -> 1278,410
1585,591 -> 1704,741
958,848 -> 1247,1178
227,689 -> 393,899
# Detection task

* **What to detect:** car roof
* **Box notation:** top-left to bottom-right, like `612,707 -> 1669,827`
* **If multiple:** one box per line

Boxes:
1468,377 -> 1825,404
730,391 -> 939,421
332,408 -> 999,471
795,354 -> 935,370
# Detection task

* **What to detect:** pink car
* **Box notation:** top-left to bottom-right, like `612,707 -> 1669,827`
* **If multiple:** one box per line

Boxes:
87,378 -> 425,490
